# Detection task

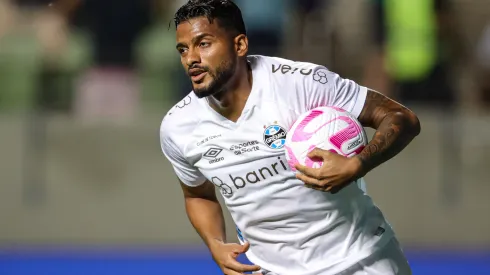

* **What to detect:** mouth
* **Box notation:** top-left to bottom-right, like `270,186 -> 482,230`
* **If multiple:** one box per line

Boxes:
191,71 -> 207,82
189,68 -> 208,82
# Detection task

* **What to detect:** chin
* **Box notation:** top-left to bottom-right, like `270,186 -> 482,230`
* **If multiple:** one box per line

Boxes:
193,82 -> 219,98
193,87 -> 214,98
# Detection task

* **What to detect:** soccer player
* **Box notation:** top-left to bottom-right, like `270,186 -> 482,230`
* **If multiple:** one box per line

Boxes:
160,1 -> 420,274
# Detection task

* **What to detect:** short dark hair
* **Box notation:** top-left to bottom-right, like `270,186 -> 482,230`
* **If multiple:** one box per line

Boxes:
174,0 -> 246,36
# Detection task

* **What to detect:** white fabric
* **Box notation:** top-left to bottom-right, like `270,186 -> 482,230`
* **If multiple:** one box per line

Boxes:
160,55 -> 394,275
338,238 -> 412,275
262,238 -> 412,275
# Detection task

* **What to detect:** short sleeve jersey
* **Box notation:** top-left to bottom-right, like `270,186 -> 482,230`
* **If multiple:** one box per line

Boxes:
160,55 -> 393,275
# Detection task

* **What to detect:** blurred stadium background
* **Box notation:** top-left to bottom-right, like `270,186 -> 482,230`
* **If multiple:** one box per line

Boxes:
0,0 -> 489,274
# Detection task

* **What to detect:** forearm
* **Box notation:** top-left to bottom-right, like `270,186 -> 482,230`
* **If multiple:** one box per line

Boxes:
185,196 -> 227,247
357,111 -> 420,175
355,90 -> 421,175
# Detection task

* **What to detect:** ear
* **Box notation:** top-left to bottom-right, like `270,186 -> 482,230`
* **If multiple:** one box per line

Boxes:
234,34 -> 248,57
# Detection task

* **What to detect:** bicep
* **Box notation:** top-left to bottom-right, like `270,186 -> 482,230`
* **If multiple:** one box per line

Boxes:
357,90 -> 416,129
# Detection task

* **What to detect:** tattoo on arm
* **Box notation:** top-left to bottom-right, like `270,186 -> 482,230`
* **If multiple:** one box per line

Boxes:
356,90 -> 421,175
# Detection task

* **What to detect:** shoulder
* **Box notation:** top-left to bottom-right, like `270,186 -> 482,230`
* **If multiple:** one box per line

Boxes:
250,55 -> 331,86
160,92 -> 203,146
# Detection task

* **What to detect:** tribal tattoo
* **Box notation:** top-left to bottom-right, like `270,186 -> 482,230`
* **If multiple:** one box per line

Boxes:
356,90 -> 421,175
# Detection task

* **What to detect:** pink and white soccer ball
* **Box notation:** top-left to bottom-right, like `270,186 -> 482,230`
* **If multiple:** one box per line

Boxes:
285,106 -> 368,171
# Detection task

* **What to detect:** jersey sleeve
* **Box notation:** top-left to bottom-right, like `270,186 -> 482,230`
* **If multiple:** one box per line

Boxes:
160,123 -> 207,187
300,66 -> 368,118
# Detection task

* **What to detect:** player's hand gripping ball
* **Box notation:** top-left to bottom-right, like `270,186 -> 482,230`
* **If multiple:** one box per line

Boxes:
285,106 -> 368,193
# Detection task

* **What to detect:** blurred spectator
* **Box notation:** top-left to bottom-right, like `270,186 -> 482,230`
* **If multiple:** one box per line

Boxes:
135,0 -> 183,106
70,0 -> 151,68
285,0 -> 329,62
364,0 -> 463,109
15,0 -> 51,6
364,0 -> 465,201
234,0 -> 292,57
476,23 -> 490,107
0,0 -> 75,111
69,0 -> 152,125
0,0 -> 17,37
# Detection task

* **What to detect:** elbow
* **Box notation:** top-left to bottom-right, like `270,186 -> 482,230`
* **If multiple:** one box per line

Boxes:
393,111 -> 421,137
404,111 -> 421,136
409,113 -> 421,136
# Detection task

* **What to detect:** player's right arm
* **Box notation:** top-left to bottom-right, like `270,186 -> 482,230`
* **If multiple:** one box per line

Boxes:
160,118 -> 260,274
180,180 -> 261,275
179,179 -> 227,247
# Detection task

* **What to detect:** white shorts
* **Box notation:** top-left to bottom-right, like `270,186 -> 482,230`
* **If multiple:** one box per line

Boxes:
260,238 -> 412,275
337,238 -> 412,275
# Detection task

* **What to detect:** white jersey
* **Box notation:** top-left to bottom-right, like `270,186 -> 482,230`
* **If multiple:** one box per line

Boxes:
160,56 -> 394,275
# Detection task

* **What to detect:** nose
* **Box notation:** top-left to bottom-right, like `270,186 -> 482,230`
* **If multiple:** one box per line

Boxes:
185,48 -> 201,68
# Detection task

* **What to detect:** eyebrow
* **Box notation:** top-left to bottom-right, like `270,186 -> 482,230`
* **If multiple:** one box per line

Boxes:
176,33 -> 215,49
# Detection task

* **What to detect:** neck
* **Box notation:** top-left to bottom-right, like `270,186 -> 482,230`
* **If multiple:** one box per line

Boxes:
209,61 -> 252,121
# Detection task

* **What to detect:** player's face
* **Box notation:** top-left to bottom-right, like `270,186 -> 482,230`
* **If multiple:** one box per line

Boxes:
176,17 -> 238,98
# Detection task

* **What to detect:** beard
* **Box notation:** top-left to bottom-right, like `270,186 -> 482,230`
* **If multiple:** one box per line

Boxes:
192,59 -> 236,99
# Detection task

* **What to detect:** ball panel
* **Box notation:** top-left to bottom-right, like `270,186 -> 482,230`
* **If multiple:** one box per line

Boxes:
290,109 -> 325,143
285,106 -> 367,170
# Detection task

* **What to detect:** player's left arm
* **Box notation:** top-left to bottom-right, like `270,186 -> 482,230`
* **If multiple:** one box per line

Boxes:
355,89 -> 421,177
293,66 -> 421,191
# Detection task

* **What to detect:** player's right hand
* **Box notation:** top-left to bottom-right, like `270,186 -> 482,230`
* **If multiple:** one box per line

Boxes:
209,240 -> 261,275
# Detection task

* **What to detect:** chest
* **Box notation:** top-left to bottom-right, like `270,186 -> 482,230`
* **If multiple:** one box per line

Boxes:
187,103 -> 299,175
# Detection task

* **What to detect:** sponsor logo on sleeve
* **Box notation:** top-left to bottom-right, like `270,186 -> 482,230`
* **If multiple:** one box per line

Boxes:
313,69 -> 328,84
271,64 -> 312,75
167,96 -> 192,116
176,96 -> 192,109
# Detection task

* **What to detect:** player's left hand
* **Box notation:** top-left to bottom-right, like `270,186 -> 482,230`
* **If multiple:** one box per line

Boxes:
294,148 -> 363,193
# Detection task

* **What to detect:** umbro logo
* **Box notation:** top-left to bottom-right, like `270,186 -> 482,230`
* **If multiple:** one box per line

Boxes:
203,147 -> 222,159
203,147 -> 224,164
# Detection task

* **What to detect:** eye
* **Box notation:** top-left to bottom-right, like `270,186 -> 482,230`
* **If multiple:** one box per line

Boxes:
199,42 -> 211,48
177,47 -> 188,55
